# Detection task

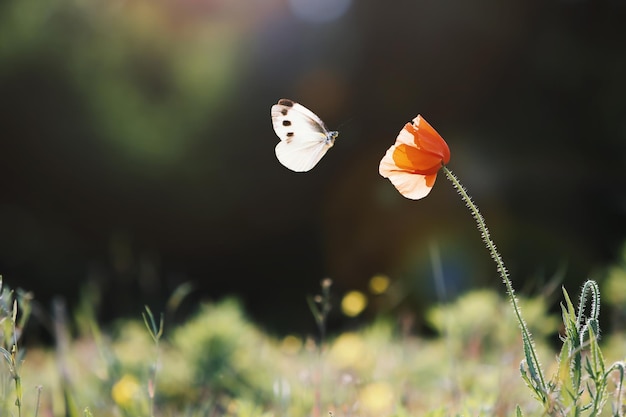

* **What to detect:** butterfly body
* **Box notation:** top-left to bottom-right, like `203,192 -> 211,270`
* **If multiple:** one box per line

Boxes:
271,98 -> 338,172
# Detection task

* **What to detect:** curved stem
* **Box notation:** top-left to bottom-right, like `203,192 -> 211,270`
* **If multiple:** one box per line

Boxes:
441,166 -> 546,391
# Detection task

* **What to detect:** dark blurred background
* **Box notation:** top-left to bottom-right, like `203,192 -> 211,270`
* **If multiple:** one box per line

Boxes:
1,0 -> 625,337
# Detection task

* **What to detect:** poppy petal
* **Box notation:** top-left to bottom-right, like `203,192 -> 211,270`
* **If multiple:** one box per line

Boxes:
408,116 -> 450,164
392,143 -> 444,175
379,145 -> 437,200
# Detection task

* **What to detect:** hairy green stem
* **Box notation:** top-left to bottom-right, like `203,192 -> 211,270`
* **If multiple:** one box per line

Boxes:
441,165 -> 546,391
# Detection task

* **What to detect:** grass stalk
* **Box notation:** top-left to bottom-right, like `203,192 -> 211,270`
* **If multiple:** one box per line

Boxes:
306,278 -> 333,417
143,306 -> 164,417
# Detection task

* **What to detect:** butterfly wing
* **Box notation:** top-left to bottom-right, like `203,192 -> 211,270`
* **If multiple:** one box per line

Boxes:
274,137 -> 333,173
271,99 -> 337,172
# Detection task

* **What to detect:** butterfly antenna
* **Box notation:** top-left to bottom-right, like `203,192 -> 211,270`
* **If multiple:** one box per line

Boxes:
336,116 -> 354,132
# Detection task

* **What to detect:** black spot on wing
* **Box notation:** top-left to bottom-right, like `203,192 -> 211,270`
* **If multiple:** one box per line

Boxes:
278,99 -> 294,107
282,120 -> 291,126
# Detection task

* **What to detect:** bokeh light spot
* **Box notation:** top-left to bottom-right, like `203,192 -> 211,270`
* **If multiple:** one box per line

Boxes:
359,381 -> 394,415
329,332 -> 366,369
369,274 -> 390,295
280,334 -> 302,355
341,290 -> 367,317
288,0 -> 352,23
111,374 -> 140,408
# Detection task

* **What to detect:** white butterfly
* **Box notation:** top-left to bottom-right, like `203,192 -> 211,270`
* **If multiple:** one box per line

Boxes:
271,98 -> 339,172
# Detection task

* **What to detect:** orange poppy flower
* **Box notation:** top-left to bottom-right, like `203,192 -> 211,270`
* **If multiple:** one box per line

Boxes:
379,115 -> 450,200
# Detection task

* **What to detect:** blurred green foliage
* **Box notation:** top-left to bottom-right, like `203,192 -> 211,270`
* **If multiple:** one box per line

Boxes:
603,243 -> 626,309
168,299 -> 276,404
426,290 -> 559,358
0,0 -> 242,166
5,280 -> 624,417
